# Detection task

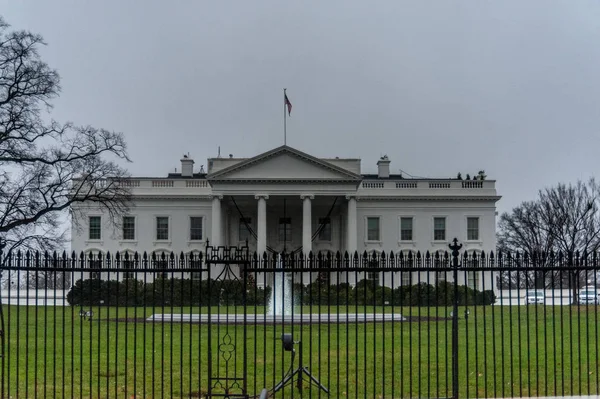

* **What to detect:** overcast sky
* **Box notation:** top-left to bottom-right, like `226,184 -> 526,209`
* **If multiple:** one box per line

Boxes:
2,1 -> 599,216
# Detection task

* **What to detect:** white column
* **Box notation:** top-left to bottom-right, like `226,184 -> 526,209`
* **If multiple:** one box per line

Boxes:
346,195 -> 357,255
255,194 -> 268,256
346,195 -> 358,285
301,194 -> 314,256
211,195 -> 223,247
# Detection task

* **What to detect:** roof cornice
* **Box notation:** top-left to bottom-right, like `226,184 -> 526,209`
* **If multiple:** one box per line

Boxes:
209,178 -> 360,184
125,194 -> 500,202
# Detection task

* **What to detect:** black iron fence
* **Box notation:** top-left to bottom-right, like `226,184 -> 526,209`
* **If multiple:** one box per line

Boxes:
0,241 -> 599,398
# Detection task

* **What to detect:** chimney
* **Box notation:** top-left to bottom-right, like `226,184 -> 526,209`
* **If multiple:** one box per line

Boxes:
180,154 -> 195,177
377,155 -> 390,178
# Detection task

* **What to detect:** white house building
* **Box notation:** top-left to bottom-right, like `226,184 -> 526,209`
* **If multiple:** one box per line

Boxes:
71,145 -> 501,290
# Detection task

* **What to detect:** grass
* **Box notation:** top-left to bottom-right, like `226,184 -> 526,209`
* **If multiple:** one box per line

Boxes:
2,303 -> 600,398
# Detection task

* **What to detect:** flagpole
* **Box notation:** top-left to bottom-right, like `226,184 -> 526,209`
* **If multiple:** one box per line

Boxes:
283,88 -> 287,145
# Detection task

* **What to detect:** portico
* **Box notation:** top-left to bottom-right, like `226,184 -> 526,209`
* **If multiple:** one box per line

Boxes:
206,146 -> 363,256
207,193 -> 356,256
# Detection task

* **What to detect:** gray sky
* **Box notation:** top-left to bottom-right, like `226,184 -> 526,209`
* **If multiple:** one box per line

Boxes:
2,0 -> 600,216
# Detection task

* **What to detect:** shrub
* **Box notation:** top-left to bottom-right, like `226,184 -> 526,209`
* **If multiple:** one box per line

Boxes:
67,277 -> 269,307
66,276 -> 497,307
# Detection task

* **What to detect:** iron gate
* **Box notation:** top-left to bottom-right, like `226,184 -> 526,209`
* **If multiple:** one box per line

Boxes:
205,243 -> 250,399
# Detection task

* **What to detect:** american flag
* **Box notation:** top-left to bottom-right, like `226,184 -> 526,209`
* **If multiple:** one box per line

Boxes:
284,92 -> 292,116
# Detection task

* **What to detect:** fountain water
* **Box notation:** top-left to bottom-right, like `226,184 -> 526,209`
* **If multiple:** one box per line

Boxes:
148,254 -> 408,324
266,253 -> 293,316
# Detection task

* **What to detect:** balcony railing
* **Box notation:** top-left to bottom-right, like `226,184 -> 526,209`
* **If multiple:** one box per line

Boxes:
360,179 -> 495,192
114,179 -> 211,191
108,178 -> 493,195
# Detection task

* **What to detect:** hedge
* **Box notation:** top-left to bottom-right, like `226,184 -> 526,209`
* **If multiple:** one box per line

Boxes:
67,277 -> 496,307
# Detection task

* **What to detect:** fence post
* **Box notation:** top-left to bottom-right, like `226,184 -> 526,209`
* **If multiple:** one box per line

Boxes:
449,238 -> 463,399
0,248 -> 5,399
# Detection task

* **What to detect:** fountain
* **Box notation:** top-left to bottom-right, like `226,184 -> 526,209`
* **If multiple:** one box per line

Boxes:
147,252 -> 407,324
266,253 -> 293,317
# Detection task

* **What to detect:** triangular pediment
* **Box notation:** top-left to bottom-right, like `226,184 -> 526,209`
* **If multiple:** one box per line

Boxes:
207,146 -> 362,182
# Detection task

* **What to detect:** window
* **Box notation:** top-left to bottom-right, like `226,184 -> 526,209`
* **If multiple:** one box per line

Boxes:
190,217 -> 203,240
318,217 -> 331,241
121,251 -> 135,279
239,218 -> 252,241
279,218 -> 292,242
435,271 -> 446,285
366,258 -> 379,281
89,253 -> 102,279
154,256 -> 169,279
467,217 -> 479,240
433,217 -> 446,241
189,251 -> 203,280
367,217 -> 380,241
191,272 -> 202,280
156,217 -> 169,240
400,217 -> 413,241
367,271 -> 379,282
401,272 -> 412,286
89,216 -> 101,240
122,216 -> 135,240
467,271 -> 479,290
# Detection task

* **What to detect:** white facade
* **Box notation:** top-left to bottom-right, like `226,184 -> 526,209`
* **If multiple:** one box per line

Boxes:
71,145 -> 501,289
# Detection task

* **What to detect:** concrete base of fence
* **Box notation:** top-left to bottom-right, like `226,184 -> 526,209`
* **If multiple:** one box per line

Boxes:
146,313 -> 407,324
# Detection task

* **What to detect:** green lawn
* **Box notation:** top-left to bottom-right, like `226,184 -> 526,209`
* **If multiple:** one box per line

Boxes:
2,304 -> 599,398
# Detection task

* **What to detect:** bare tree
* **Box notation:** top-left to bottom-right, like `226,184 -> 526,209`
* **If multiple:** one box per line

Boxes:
497,178 -> 600,303
0,16 -> 132,281
497,200 -> 554,289
538,179 -> 600,302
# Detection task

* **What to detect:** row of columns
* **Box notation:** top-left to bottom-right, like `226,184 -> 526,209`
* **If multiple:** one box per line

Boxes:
210,194 -> 358,255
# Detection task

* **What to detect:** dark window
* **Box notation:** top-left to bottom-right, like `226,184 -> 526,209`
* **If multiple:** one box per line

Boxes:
89,216 -> 101,240
467,217 -> 479,240
434,217 -> 446,241
318,217 -> 331,241
279,218 -> 291,242
239,217 -> 252,241
190,217 -> 203,240
400,217 -> 413,241
367,217 -> 380,241
122,216 -> 135,240
156,217 -> 169,240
